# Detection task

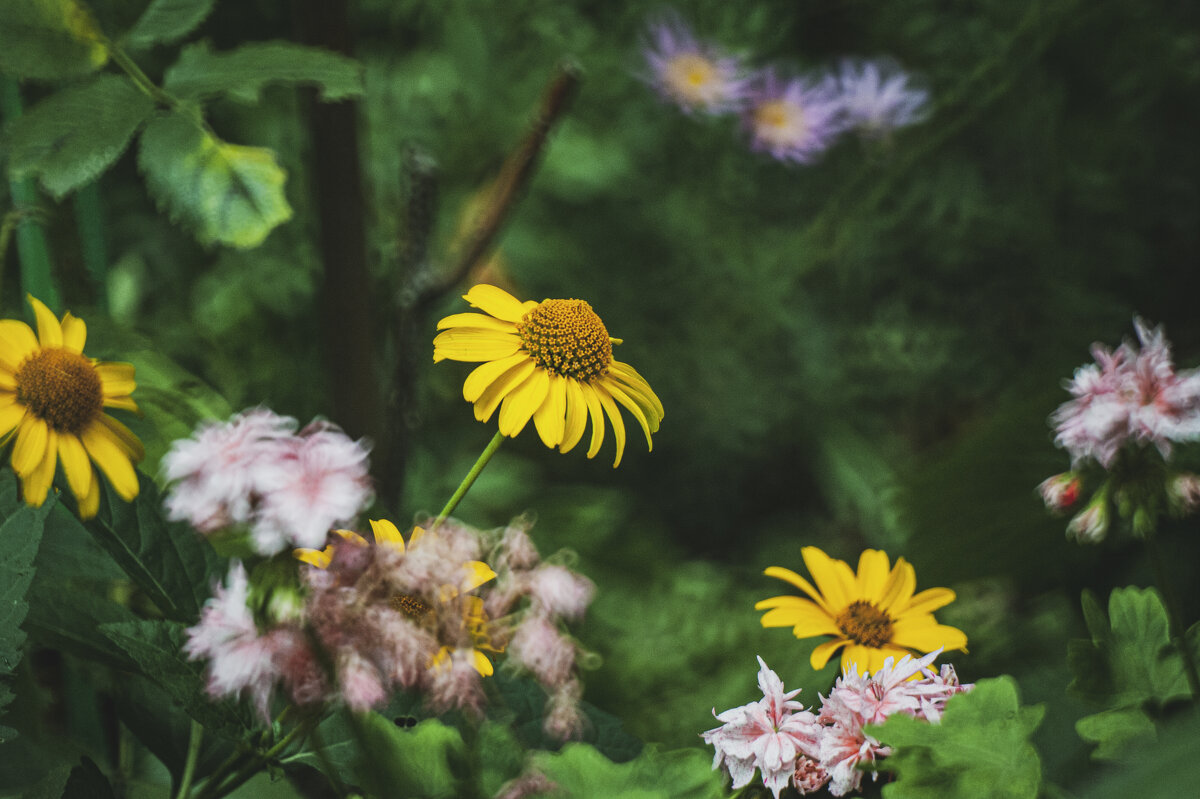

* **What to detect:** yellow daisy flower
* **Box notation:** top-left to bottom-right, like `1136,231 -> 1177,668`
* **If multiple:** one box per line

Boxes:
432,284 -> 664,467
0,295 -> 143,518
756,546 -> 967,675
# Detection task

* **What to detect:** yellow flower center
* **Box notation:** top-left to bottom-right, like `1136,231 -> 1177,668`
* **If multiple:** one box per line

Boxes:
835,600 -> 894,648
391,593 -> 434,621
15,348 -> 103,434
755,99 -> 800,132
515,299 -> 613,381
666,54 -> 718,100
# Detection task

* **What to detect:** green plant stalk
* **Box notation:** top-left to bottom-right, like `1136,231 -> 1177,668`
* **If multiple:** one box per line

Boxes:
175,720 -> 203,799
1146,532 -> 1200,699
0,77 -> 61,310
197,720 -> 314,799
74,181 -> 109,308
434,430 -> 506,526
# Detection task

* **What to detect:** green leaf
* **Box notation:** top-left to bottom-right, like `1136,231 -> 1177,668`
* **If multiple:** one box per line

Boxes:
1068,587 -> 1193,709
871,677 -> 1045,799
476,722 -> 525,798
0,500 -> 51,739
85,472 -> 223,623
4,75 -> 155,198
99,619 -> 251,738
1075,706 -> 1156,762
0,0 -> 108,80
138,109 -> 293,248
61,757 -> 115,799
125,0 -> 216,49
529,743 -> 726,799
163,40 -> 364,103
355,715 -> 466,799
1077,705 -> 1200,799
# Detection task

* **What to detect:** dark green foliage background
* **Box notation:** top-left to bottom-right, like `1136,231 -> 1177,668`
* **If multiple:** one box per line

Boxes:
3,0 -> 1200,796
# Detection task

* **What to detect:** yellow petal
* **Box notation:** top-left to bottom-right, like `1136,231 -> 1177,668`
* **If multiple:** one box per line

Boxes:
559,378 -> 589,454
581,383 -> 606,459
0,320 -> 38,370
609,360 -> 664,418
899,587 -> 957,618
463,284 -> 530,323
101,396 -> 140,413
0,403 -> 25,440
21,428 -> 58,506
471,649 -> 494,677
841,644 -> 885,676
855,549 -> 892,602
462,560 -> 497,591
0,371 -> 15,391
891,617 -> 968,654
294,547 -> 333,568
758,603 -> 839,638
96,363 -> 136,397
57,433 -> 93,503
78,475 -> 100,519
435,312 -> 518,333
12,416 -> 49,477
473,359 -> 536,423
532,374 -> 567,448
609,376 -> 661,433
809,638 -> 848,670
604,379 -> 653,451
369,518 -> 407,552
801,547 -> 856,613
430,647 -> 451,671
762,566 -> 832,614
497,368 -> 549,438
463,352 -> 529,403
592,383 -> 627,467
877,558 -> 917,615
432,329 -> 522,363
81,425 -> 139,501
333,528 -> 369,546
410,526 -> 425,545
97,415 -> 145,462
60,313 -> 87,353
28,295 -> 62,348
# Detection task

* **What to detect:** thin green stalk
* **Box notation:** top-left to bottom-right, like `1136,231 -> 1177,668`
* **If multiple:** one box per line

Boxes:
175,721 -> 203,799
200,719 -> 315,799
434,430 -> 506,526
74,181 -> 109,308
104,42 -> 176,108
307,724 -> 350,799
1145,533 -> 1200,700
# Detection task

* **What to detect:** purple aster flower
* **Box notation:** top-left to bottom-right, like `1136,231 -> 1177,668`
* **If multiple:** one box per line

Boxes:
744,70 -> 845,164
836,58 -> 930,137
642,14 -> 748,115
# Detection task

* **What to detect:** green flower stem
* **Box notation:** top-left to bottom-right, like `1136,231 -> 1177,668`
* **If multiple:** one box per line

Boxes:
73,181 -> 109,307
105,41 -> 176,109
175,721 -> 203,799
1146,533 -> 1200,700
198,720 -> 314,799
434,430 -> 506,526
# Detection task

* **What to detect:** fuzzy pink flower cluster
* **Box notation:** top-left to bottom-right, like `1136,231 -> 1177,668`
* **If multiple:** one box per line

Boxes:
162,409 -> 373,554
1052,318 -> 1200,469
703,651 -> 971,797
641,13 -> 928,164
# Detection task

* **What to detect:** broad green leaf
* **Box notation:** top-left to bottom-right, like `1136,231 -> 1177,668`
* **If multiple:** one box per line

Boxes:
138,110 -> 292,248
1078,706 -> 1200,799
871,677 -> 1045,799
24,579 -> 140,671
0,500 -> 51,739
1075,706 -> 1156,762
61,757 -> 115,799
355,715 -> 466,799
1068,587 -> 1192,709
85,472 -> 223,622
113,674 -> 235,782
125,0 -> 216,49
475,722 -> 525,798
4,75 -> 154,198
0,0 -> 108,79
99,619 -> 251,738
164,41 -> 363,103
529,743 -> 726,799
18,764 -> 70,799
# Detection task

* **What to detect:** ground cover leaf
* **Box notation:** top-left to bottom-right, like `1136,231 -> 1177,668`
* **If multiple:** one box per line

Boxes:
137,109 -> 292,248
163,41 -> 364,103
0,499 -> 51,741
124,0 -> 216,49
4,75 -> 154,198
870,676 -> 1044,799
0,0 -> 108,79
528,743 -> 725,799
354,715 -> 466,799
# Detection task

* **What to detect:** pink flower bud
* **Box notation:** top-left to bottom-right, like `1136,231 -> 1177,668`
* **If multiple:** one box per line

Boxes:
1168,472 -> 1200,515
528,564 -> 595,622
1067,498 -> 1109,543
1037,473 -> 1082,512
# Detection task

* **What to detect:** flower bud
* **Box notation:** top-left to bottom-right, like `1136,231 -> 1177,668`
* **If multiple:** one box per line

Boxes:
1168,472 -> 1200,516
1037,472 -> 1082,513
1066,496 -> 1109,544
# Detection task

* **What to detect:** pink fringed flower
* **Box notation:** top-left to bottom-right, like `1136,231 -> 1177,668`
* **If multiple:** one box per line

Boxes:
744,70 -> 845,164
1051,318 -> 1200,468
835,59 -> 929,138
642,14 -> 749,114
527,564 -> 595,621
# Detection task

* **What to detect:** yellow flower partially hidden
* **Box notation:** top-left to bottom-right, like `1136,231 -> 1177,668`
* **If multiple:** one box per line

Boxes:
433,284 -> 664,467
0,295 -> 143,518
757,546 -> 967,675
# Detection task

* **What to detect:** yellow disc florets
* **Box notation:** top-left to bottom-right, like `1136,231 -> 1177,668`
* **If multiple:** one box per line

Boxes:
515,299 -> 613,381
665,54 -> 718,102
835,600 -> 894,649
15,349 -> 103,434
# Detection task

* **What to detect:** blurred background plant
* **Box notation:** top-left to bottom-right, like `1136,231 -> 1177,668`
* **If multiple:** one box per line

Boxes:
2,0 -> 1199,796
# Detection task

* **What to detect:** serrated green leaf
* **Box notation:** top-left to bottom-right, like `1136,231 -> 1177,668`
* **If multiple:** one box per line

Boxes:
164,40 -> 363,103
871,677 -> 1044,799
529,743 -> 726,799
4,75 -> 154,198
0,500 -> 51,733
1077,706 -> 1200,799
99,619 -> 251,738
125,0 -> 216,49
138,110 -> 292,248
1075,706 -> 1156,762
0,0 -> 108,80
84,472 -> 223,623
18,764 -> 71,799
355,715 -> 466,799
